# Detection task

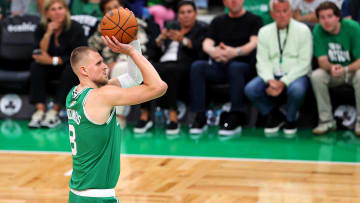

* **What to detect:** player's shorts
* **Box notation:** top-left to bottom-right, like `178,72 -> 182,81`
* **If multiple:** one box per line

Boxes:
69,189 -> 120,203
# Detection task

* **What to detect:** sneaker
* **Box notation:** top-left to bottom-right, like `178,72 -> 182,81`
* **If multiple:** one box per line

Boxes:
355,121 -> 360,136
264,109 -> 285,134
283,121 -> 297,135
312,120 -> 336,135
218,112 -> 242,136
166,121 -> 180,135
190,113 -> 207,134
28,110 -> 45,128
133,120 -> 153,133
41,109 -> 61,128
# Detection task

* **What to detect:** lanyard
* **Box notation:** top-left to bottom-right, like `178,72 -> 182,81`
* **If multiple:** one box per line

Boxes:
277,26 -> 289,64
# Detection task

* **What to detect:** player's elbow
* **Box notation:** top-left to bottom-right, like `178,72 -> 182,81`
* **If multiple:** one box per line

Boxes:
152,81 -> 167,98
158,81 -> 168,96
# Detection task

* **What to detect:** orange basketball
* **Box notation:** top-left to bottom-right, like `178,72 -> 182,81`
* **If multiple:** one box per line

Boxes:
100,7 -> 138,44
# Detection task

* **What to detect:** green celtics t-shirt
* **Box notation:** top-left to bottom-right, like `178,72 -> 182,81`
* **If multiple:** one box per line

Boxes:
313,19 -> 360,66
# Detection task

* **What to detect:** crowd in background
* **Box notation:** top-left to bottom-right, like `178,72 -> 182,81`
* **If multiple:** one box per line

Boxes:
0,0 -> 360,138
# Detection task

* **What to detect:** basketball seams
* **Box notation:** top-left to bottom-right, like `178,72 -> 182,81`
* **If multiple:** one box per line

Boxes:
120,12 -> 134,42
100,8 -> 138,43
104,13 -> 133,38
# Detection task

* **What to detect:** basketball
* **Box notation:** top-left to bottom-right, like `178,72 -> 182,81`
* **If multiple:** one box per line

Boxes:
100,7 -> 138,44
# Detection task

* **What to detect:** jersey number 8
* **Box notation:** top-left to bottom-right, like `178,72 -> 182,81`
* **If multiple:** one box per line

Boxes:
69,124 -> 77,155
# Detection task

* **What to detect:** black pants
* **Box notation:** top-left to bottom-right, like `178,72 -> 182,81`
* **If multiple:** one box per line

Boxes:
29,61 -> 78,106
141,61 -> 190,111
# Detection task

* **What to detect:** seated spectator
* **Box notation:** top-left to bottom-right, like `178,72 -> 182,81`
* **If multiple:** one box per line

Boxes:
10,0 -> 43,16
134,0 -> 208,135
341,0 -> 360,22
189,0 -> 263,136
70,0 -> 103,20
245,0 -> 312,135
88,0 -> 156,128
148,0 -> 176,29
311,1 -> 360,136
28,0 -> 87,128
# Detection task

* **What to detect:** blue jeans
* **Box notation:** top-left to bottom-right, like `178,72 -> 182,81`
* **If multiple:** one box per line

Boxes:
190,60 -> 251,113
245,76 -> 309,122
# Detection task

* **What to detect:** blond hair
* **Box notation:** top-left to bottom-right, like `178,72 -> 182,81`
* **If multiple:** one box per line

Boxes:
41,0 -> 71,31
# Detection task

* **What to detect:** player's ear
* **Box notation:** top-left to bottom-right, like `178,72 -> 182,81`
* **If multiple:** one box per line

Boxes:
79,66 -> 88,76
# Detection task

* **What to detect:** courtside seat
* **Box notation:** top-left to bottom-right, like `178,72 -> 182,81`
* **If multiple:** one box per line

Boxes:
0,14 -> 40,92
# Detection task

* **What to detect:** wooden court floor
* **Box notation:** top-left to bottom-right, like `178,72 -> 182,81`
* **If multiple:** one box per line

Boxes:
1,153 -> 360,203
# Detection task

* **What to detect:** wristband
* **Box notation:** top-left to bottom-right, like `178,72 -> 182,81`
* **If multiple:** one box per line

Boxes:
52,57 -> 59,66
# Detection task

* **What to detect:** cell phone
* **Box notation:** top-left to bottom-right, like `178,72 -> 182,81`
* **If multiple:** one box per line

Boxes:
165,21 -> 180,30
32,49 -> 42,55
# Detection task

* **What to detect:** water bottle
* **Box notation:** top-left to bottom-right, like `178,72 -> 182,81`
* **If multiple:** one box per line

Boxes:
206,109 -> 216,126
154,107 -> 165,127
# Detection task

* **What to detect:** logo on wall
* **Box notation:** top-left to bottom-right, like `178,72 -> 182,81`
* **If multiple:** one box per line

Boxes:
0,94 -> 22,116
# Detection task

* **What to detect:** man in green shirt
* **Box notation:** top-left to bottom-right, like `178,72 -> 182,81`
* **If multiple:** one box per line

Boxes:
311,1 -> 360,136
66,36 -> 167,202
245,0 -> 312,135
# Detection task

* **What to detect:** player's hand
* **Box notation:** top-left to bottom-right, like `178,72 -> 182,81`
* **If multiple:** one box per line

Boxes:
32,51 -> 52,65
102,36 -> 135,56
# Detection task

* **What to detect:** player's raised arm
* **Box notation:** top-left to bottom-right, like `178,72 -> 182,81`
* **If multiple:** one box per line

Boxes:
98,36 -> 167,106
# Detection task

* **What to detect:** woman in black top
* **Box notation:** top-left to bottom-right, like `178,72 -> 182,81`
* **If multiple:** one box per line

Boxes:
133,0 -> 208,135
28,0 -> 86,128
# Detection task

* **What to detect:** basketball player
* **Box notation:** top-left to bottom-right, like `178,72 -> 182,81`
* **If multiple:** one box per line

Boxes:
66,36 -> 167,202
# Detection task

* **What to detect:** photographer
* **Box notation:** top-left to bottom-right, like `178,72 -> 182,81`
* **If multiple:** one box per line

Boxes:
134,0 -> 208,135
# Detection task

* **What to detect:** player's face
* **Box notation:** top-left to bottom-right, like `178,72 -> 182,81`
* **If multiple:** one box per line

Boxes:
178,5 -> 197,28
271,1 -> 292,29
223,0 -> 244,14
318,9 -> 340,34
46,2 -> 67,24
104,0 -> 122,14
87,52 -> 109,87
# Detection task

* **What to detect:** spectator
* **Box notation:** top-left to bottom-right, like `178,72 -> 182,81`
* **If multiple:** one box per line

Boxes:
189,0 -> 263,136
311,1 -> 360,136
245,0 -> 312,134
88,0 -> 159,128
28,0 -> 87,128
341,0 -> 360,22
70,0 -> 103,20
134,0 -> 208,135
10,0 -> 43,16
